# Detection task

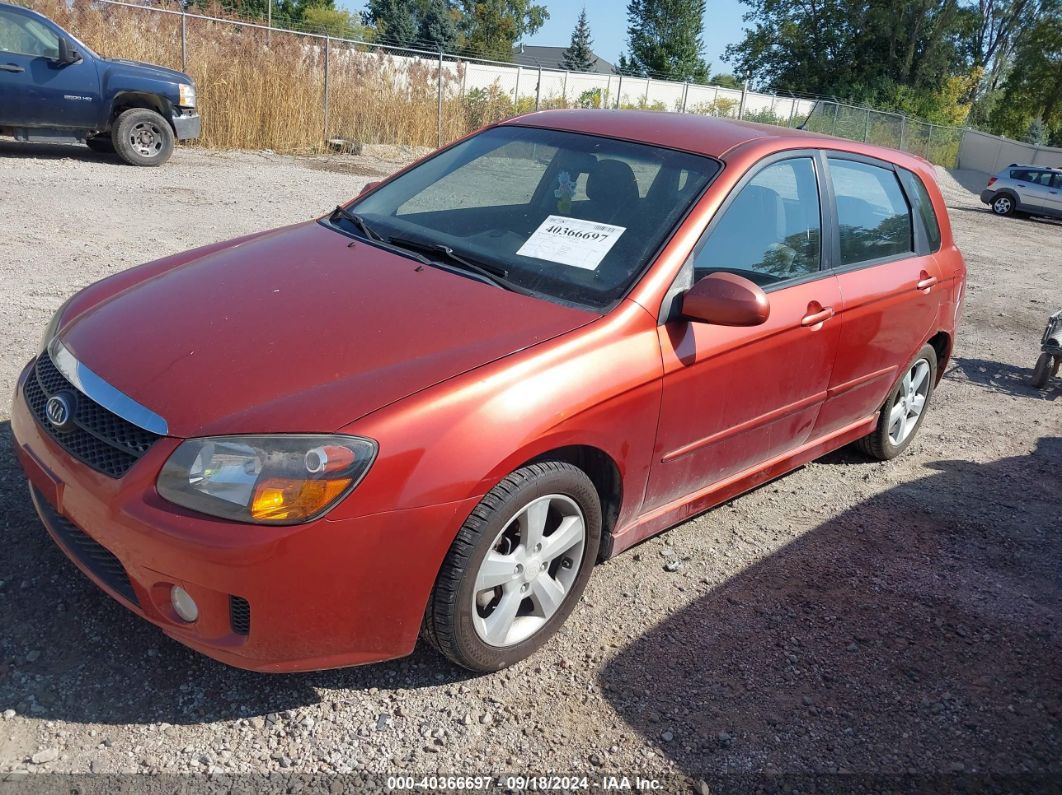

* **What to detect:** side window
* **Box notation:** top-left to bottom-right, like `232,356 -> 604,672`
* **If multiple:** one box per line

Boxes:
899,169 -> 942,252
0,11 -> 60,59
1053,174 -> 1062,190
694,157 -> 822,286
829,158 -> 913,266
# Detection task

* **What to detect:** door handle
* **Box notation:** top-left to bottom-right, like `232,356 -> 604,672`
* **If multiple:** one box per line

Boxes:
916,275 -> 938,290
0,64 -> 25,73
801,306 -> 835,327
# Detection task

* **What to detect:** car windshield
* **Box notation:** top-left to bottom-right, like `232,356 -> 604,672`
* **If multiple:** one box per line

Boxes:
331,125 -> 720,309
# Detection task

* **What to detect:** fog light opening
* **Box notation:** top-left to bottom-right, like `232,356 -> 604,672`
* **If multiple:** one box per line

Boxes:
170,586 -> 199,623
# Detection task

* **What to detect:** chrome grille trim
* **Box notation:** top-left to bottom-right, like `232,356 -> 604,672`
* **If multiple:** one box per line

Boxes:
48,338 -> 169,436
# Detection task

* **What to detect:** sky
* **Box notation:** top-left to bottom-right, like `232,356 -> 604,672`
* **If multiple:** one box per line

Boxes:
341,1 -> 752,74
524,0 -> 750,74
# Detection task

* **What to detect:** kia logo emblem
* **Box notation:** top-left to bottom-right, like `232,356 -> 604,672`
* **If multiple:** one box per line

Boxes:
45,392 -> 77,432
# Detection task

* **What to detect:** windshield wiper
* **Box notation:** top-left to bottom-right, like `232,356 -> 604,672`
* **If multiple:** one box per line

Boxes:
387,236 -> 528,293
330,205 -> 385,242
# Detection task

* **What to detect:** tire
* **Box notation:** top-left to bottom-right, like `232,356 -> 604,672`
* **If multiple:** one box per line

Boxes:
423,461 -> 602,672
1031,352 -> 1053,389
85,135 -> 115,154
857,344 -> 938,461
990,193 -> 1016,216
112,108 -> 174,166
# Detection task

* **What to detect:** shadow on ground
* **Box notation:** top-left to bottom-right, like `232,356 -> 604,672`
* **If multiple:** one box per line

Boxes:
0,421 -> 469,726
601,438 -> 1061,786
0,140 -> 125,164
947,357 -> 1059,401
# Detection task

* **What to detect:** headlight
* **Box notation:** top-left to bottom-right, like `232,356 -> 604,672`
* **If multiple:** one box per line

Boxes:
40,295 -> 74,353
157,435 -> 377,525
178,83 -> 196,107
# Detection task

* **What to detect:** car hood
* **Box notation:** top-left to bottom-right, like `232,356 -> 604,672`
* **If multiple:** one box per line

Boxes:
59,222 -> 595,438
102,58 -> 191,84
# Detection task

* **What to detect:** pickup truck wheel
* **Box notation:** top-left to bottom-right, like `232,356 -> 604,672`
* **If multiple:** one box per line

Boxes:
112,108 -> 174,166
85,135 -> 115,154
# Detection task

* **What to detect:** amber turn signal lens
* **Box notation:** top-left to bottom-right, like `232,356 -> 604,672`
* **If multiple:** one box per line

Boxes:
250,477 -> 352,522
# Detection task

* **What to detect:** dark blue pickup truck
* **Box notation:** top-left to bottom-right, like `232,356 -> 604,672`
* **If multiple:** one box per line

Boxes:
0,2 -> 200,165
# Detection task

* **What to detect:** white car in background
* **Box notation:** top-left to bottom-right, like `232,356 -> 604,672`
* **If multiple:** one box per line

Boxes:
980,164 -> 1062,219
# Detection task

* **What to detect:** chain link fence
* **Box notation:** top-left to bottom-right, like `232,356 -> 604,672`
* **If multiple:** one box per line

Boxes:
29,0 -> 967,166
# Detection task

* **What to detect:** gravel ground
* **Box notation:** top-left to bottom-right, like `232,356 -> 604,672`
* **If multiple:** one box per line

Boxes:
0,141 -> 1059,792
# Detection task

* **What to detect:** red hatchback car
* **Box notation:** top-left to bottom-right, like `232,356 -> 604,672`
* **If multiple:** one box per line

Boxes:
12,111 -> 965,672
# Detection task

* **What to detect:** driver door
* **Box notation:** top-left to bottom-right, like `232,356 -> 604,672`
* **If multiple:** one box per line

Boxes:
0,7 -> 100,129
644,153 -> 843,512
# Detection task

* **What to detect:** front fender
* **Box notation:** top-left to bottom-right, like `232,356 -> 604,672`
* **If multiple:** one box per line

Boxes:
332,300 -> 665,533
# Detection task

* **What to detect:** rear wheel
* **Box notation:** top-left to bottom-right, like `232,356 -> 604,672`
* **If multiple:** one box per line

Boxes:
857,344 -> 938,461
1031,352 -> 1053,389
423,461 -> 601,672
991,194 -> 1016,216
112,108 -> 174,166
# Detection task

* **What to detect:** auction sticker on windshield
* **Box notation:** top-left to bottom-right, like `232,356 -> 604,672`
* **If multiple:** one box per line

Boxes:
517,215 -> 626,270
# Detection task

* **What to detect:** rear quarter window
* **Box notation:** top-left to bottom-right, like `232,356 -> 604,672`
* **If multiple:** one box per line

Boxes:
899,169 -> 942,252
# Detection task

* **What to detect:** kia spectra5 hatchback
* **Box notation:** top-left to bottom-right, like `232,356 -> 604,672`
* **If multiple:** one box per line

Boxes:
12,111 -> 966,672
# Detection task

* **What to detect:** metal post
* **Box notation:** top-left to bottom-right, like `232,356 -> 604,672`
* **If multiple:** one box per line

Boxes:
831,102 -> 839,134
180,10 -> 187,72
514,67 -> 521,106
562,70 -> 568,105
460,60 -> 467,99
899,116 -> 907,150
738,80 -> 748,119
323,37 -> 330,144
615,74 -> 622,108
787,97 -> 796,128
535,66 -> 542,111
437,48 -> 444,147
643,78 -> 650,107
266,0 -> 271,46
681,81 -> 689,113
926,124 -> 935,162
863,107 -> 870,142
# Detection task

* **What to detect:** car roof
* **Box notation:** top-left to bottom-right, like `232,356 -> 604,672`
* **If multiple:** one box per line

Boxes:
1003,163 -> 1060,171
503,109 -> 930,167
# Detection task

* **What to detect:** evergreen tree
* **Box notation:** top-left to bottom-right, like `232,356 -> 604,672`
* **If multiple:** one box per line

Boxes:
561,8 -> 595,72
618,0 -> 710,83
364,0 -> 419,48
419,0 -> 459,52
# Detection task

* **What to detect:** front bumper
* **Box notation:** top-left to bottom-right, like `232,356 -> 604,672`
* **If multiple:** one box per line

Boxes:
171,108 -> 201,140
11,361 -> 477,672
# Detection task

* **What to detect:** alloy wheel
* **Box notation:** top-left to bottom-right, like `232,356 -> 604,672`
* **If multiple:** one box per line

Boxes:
993,196 -> 1012,214
888,358 -> 931,446
472,494 -> 586,648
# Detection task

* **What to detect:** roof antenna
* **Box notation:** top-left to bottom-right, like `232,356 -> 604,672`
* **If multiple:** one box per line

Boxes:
796,97 -> 819,131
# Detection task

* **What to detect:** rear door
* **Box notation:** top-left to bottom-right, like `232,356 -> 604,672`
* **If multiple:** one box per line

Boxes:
1047,173 -> 1062,216
645,153 -> 843,511
815,155 -> 944,436
0,7 -> 100,129
1010,168 -> 1054,213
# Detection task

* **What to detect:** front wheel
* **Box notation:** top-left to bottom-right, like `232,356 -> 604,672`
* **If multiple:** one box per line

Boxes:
1031,352 -> 1053,389
857,344 -> 938,460
423,461 -> 601,672
112,108 -> 174,166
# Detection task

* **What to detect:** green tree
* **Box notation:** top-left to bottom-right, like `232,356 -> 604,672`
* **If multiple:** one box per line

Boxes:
710,72 -> 741,89
364,0 -> 420,47
303,4 -> 367,37
617,0 -> 711,83
561,8 -> 595,72
989,3 -> 1062,141
459,0 -> 549,61
419,0 -> 460,51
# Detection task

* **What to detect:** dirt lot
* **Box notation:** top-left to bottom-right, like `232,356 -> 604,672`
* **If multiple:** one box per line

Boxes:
0,140 -> 1059,791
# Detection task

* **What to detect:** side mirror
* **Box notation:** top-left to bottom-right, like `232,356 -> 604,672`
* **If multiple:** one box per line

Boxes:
680,272 -> 770,326
359,181 -> 380,196
57,38 -> 81,65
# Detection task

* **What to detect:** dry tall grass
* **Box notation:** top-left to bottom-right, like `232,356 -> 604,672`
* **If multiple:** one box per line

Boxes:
26,0 -> 479,152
